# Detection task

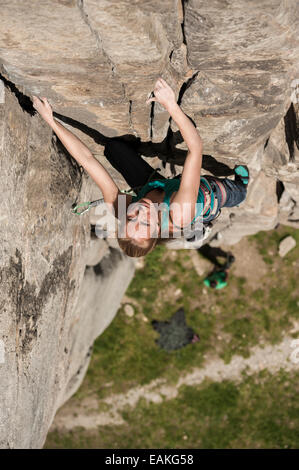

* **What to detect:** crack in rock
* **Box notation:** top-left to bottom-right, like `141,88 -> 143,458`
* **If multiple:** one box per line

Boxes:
0,72 -> 35,115
77,0 -> 116,78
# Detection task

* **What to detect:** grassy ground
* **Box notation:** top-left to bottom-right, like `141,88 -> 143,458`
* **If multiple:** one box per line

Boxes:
46,369 -> 299,449
45,225 -> 299,448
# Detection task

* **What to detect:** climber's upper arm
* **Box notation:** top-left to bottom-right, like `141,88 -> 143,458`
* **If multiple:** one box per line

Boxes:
170,145 -> 203,227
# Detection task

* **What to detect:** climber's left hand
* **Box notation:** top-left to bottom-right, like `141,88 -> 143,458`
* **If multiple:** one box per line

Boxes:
32,96 -> 54,125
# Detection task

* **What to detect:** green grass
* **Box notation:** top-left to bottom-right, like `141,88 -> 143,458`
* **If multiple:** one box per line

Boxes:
45,369 -> 299,449
45,226 -> 299,448
73,228 -> 299,401
252,225 -> 299,266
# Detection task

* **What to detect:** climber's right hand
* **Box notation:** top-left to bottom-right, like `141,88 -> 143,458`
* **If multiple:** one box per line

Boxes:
146,78 -> 176,110
32,96 -> 54,125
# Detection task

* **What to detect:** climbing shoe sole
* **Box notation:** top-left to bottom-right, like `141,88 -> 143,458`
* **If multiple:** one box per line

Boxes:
234,165 -> 249,185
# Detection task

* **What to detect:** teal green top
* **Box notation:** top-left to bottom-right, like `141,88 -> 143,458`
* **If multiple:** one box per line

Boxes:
132,177 -> 215,232
204,271 -> 227,289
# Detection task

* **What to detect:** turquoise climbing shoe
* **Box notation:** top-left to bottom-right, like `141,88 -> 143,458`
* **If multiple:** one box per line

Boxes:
234,165 -> 249,185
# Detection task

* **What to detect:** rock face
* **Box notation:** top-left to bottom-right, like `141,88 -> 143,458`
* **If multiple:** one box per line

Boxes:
279,235 -> 296,257
0,0 -> 298,448
0,85 -> 135,448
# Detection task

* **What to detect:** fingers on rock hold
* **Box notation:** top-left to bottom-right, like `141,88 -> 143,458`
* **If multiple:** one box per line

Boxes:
159,77 -> 168,87
146,91 -> 156,104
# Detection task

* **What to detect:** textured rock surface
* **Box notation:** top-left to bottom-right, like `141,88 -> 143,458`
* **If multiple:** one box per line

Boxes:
279,235 -> 296,257
0,0 -> 298,448
0,85 -> 135,448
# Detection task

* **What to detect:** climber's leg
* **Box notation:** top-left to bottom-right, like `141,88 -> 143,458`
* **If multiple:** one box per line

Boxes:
104,139 -> 165,189
219,165 -> 249,208
198,245 -> 229,267
223,253 -> 235,270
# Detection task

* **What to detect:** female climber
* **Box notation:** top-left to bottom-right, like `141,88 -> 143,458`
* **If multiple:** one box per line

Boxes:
33,77 -> 249,258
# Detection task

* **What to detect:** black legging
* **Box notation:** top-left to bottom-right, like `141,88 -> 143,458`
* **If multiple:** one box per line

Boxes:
104,139 -> 166,189
104,139 -> 247,218
198,245 -> 235,269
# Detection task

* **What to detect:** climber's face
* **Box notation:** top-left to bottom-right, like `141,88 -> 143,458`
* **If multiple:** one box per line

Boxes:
126,199 -> 159,242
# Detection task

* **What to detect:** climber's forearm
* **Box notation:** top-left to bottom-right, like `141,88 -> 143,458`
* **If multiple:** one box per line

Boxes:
50,118 -> 119,204
50,118 -> 94,164
168,104 -> 203,222
166,102 -> 202,154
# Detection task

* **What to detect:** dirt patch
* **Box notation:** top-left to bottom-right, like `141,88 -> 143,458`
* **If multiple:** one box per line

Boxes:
222,237 -> 268,289
51,394 -> 125,430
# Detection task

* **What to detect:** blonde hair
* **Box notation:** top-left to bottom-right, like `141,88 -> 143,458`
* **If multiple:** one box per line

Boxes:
117,236 -> 158,257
